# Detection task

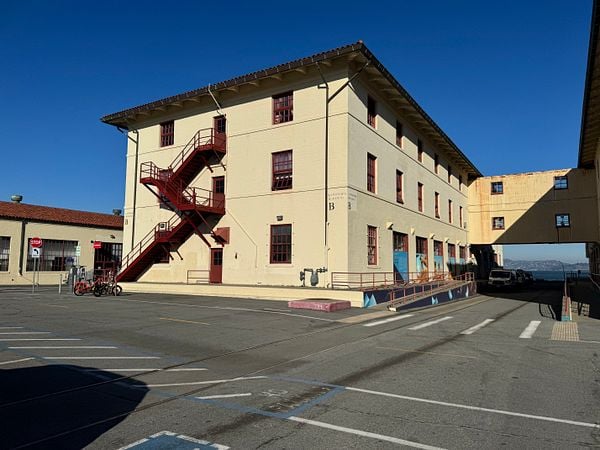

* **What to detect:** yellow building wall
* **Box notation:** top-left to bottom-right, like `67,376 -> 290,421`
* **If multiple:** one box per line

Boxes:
468,168 -> 599,245
0,218 -> 123,285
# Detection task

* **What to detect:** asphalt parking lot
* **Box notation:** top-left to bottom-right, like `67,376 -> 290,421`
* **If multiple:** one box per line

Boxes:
1,285 -> 599,449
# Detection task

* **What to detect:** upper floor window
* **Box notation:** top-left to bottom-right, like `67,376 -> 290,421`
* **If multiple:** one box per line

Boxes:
396,121 -> 403,147
434,154 -> 439,174
459,206 -> 464,228
396,170 -> 404,203
554,175 -> 568,190
418,182 -> 424,212
492,217 -> 505,230
367,96 -> 377,128
160,120 -> 174,147
367,153 -> 377,193
0,237 -> 9,271
434,192 -> 440,218
447,165 -> 452,184
272,150 -> 293,190
417,139 -> 424,162
491,181 -> 504,195
555,214 -> 570,228
448,199 -> 453,223
273,92 -> 293,124
270,224 -> 292,263
367,225 -> 378,265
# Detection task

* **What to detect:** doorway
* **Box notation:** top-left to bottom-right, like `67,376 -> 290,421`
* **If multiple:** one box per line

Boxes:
212,176 -> 225,209
209,248 -> 223,284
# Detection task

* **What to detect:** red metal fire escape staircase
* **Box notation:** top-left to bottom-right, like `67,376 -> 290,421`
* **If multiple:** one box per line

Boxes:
117,128 -> 226,282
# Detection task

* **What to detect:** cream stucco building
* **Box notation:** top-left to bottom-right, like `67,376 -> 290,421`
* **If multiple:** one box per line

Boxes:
0,198 -> 123,285
102,42 -> 481,288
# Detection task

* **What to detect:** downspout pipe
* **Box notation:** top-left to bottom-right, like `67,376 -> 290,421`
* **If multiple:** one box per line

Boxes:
18,220 -> 26,275
117,127 -> 139,250
316,60 -> 370,248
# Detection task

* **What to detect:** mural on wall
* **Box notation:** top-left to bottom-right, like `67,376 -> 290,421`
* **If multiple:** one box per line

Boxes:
362,282 -> 477,308
434,255 -> 444,273
393,250 -> 409,282
416,253 -> 428,281
447,256 -> 456,276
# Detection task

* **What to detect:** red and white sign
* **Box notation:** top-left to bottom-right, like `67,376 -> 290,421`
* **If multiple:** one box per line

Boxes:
30,237 -> 43,248
93,241 -> 102,249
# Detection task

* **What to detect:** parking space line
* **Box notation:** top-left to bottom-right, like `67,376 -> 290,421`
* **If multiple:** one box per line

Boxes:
196,393 -> 252,400
519,320 -> 542,339
0,327 -> 23,329
40,303 -> 68,309
345,386 -> 600,429
82,368 -> 207,372
363,314 -> 414,327
44,356 -> 160,360
137,375 -> 267,388
408,316 -> 453,330
460,319 -> 495,335
288,416 -> 444,449
0,332 -> 51,335
159,317 -> 210,326
0,338 -> 81,341
0,357 -> 35,366
8,346 -> 117,349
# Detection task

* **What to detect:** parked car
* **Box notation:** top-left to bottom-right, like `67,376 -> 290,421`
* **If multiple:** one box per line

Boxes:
488,269 -> 519,289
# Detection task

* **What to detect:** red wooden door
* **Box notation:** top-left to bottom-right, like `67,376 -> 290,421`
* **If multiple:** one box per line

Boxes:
209,248 -> 223,284
212,176 -> 225,209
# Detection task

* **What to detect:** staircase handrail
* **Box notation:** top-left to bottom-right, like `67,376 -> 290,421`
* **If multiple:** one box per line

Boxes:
387,271 -> 475,308
168,128 -> 225,176
119,213 -> 181,274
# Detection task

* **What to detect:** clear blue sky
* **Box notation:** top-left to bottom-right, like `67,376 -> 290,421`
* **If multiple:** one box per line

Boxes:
0,0 -> 592,262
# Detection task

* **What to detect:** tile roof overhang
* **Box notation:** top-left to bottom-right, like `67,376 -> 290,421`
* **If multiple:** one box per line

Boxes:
0,201 -> 124,230
101,41 -> 482,178
580,0 -> 600,169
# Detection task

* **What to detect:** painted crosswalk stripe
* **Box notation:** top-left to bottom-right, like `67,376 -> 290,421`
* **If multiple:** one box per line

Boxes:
44,356 -> 160,360
0,332 -> 51,335
363,314 -> 414,327
83,368 -> 207,372
408,316 -> 453,330
0,327 -> 23,329
519,321 -> 541,339
460,319 -> 495,335
0,338 -> 81,341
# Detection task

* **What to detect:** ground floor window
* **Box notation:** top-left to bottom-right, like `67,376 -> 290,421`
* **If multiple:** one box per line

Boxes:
270,224 -> 292,263
0,237 -> 9,271
393,232 -> 408,252
26,239 -> 78,271
367,226 -> 378,265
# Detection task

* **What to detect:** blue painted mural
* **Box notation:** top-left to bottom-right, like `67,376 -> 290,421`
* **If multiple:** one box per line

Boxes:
363,281 -> 477,309
393,250 -> 408,282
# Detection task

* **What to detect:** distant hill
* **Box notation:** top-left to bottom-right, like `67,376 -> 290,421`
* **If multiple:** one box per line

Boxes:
504,258 -> 588,271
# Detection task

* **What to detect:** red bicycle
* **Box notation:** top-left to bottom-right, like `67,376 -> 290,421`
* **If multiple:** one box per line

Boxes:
73,277 -> 104,296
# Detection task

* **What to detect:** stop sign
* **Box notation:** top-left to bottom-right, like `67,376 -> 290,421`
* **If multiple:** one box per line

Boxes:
31,237 -> 43,248
93,241 -> 102,249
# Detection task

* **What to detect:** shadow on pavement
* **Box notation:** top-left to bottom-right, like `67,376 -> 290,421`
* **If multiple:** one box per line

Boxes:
0,364 -> 148,449
479,281 -> 563,320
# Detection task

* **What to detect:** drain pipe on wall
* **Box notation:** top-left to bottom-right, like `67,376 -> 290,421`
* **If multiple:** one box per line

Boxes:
117,127 -> 139,250
316,60 -> 370,274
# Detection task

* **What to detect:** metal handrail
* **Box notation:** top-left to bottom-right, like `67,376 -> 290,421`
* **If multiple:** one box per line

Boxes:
387,272 -> 475,307
168,127 -> 226,175
186,270 -> 209,284
330,271 -> 452,289
118,213 -> 182,274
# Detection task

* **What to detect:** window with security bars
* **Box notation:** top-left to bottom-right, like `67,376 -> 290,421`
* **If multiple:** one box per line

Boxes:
0,237 -> 9,271
273,92 -> 293,124
393,232 -> 408,252
396,170 -> 404,203
272,150 -> 293,190
367,226 -> 378,265
459,246 -> 467,260
270,224 -> 292,263
367,96 -> 377,128
448,243 -> 456,258
94,243 -> 123,272
367,153 -> 376,193
416,236 -> 428,255
555,214 -> 570,228
492,217 -> 505,230
160,120 -> 174,147
554,175 -> 568,190
26,239 -> 78,272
